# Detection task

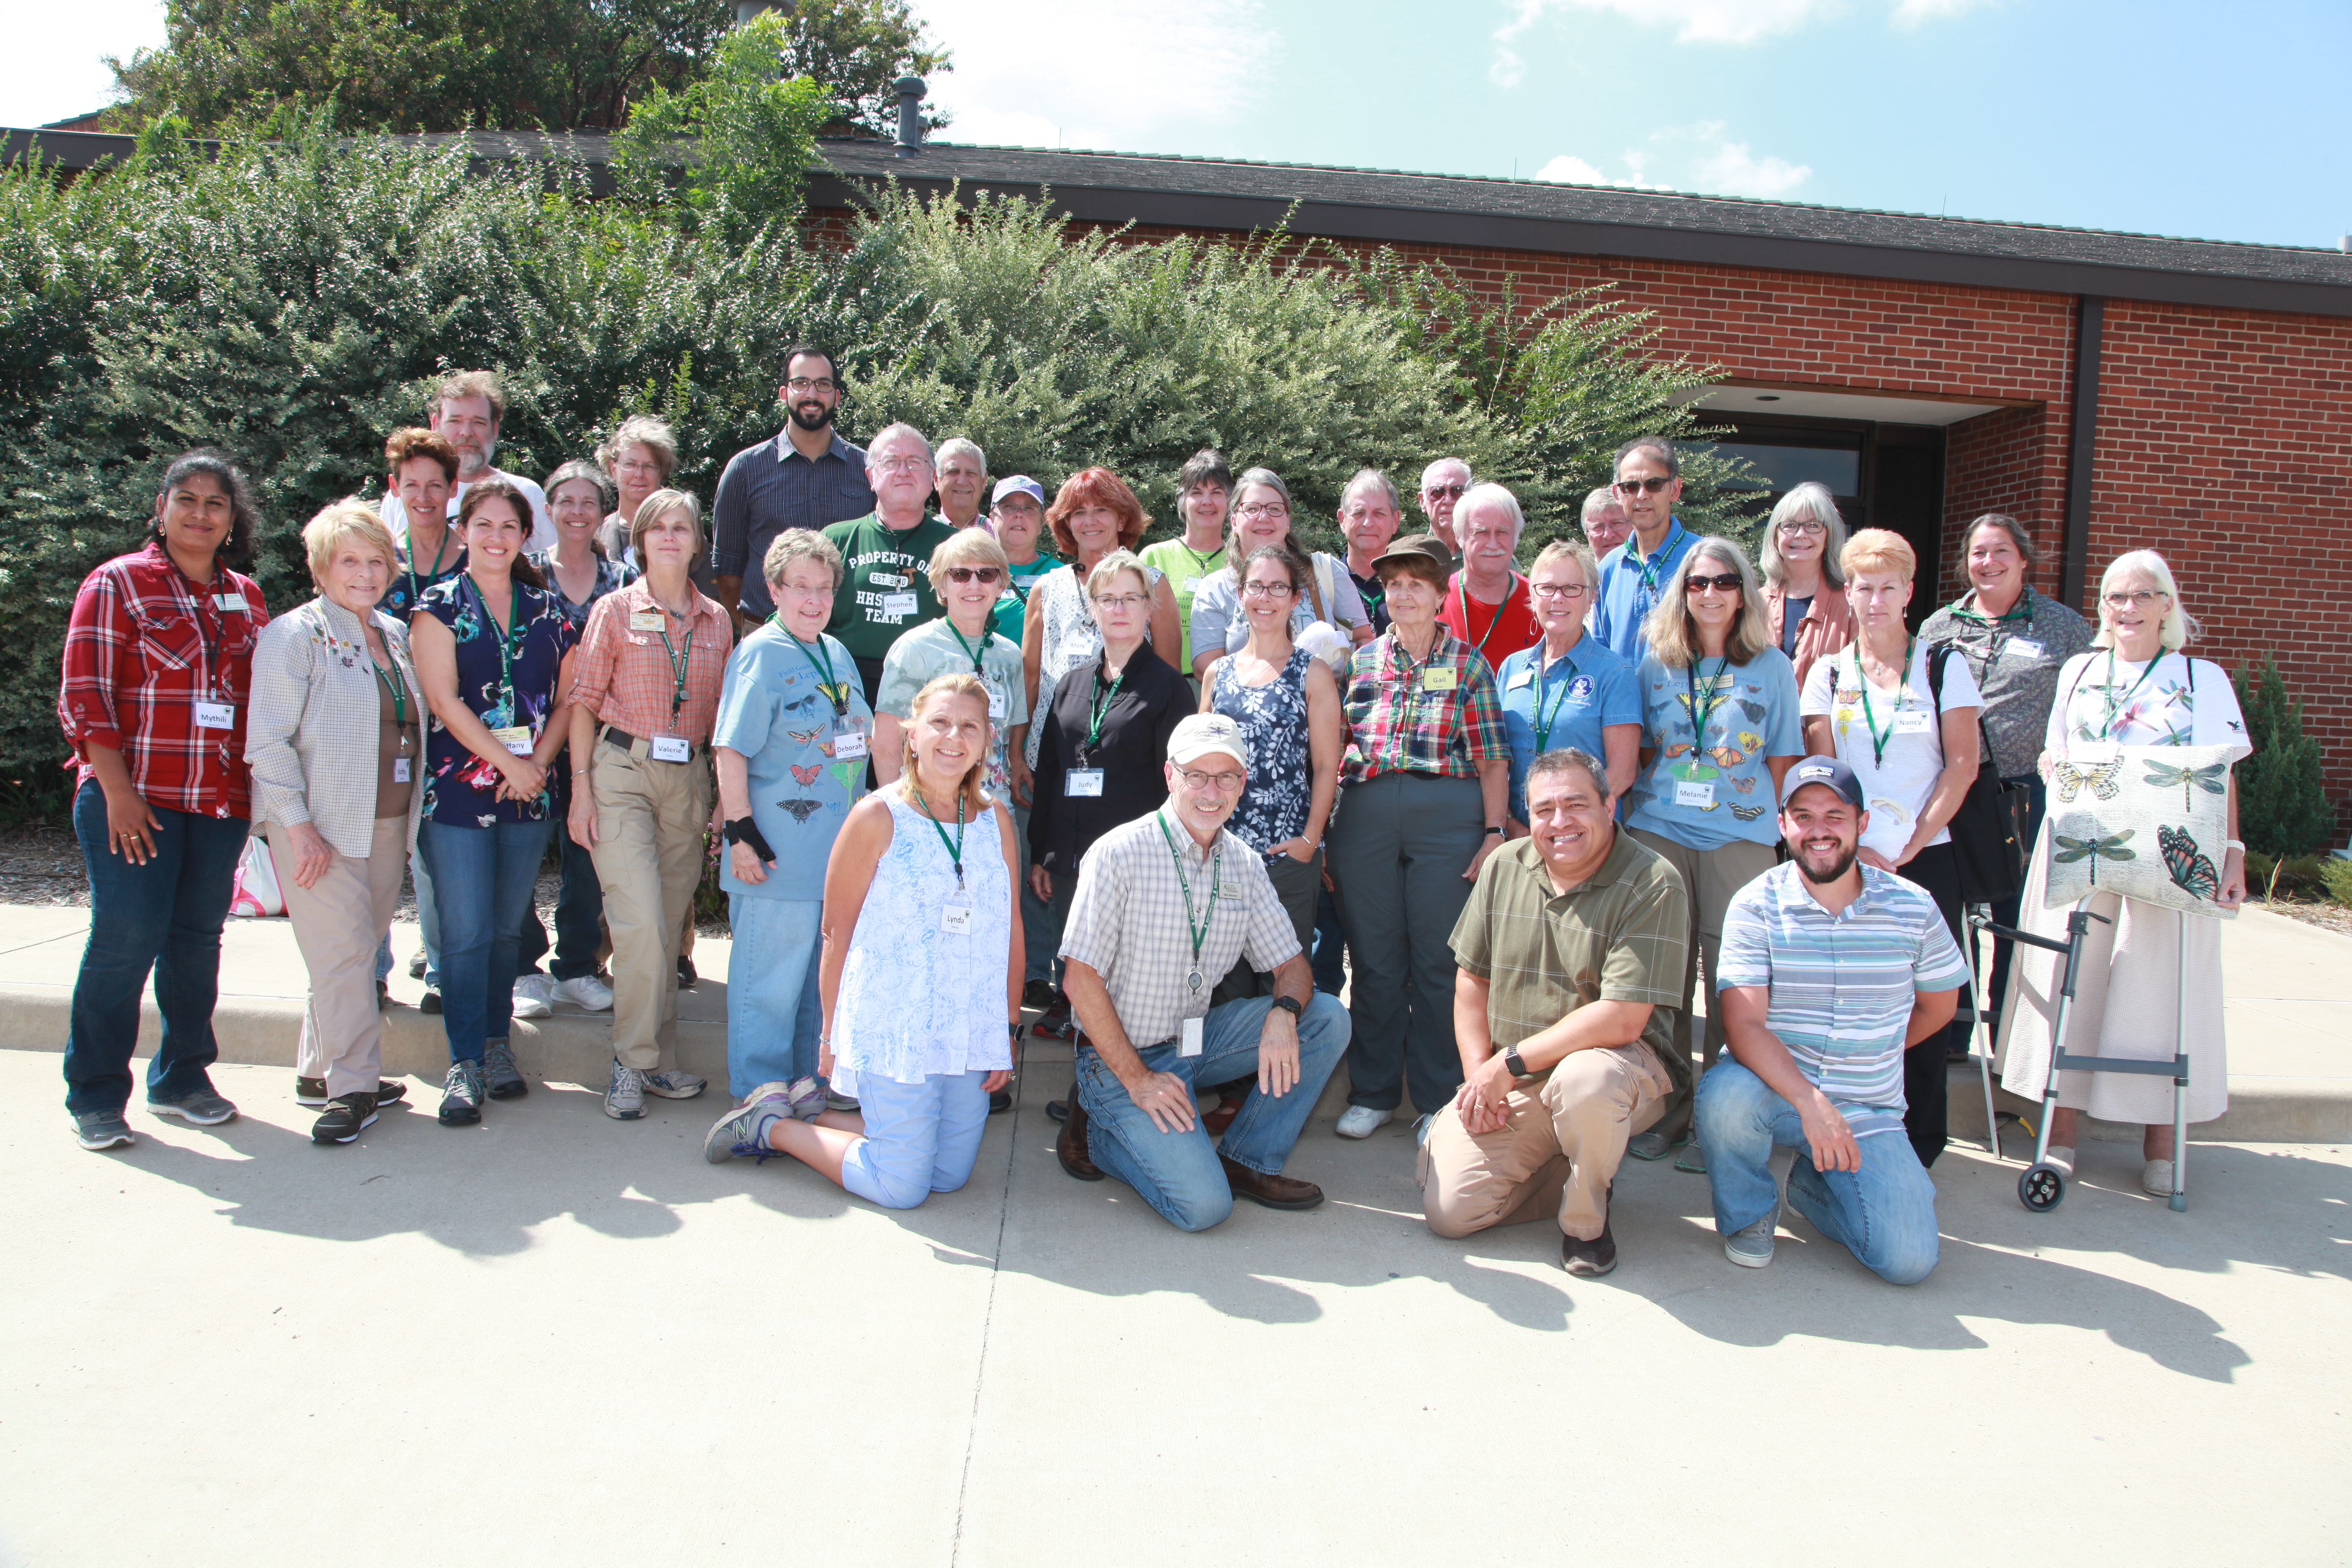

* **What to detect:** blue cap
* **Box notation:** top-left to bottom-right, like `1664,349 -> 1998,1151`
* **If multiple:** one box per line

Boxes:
1778,756 -> 1865,809
991,475 -> 1046,507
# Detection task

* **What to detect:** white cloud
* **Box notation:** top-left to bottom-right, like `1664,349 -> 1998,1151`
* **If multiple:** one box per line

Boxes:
1891,0 -> 1994,23
916,0 -> 1277,152
1534,154 -> 1660,189
1492,0 -> 1983,75
1691,138 -> 1812,198
1534,121 -> 1813,199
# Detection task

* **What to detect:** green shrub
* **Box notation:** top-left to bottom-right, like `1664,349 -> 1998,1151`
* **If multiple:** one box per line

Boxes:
2320,856 -> 2352,910
2233,653 -> 2334,859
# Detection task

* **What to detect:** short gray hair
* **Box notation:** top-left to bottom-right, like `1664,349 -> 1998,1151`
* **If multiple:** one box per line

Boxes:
1526,747 -> 1610,804
1420,456 -> 1472,493
936,436 -> 985,473
1342,467 -> 1401,513
763,527 -> 844,590
1760,481 -> 1849,590
866,422 -> 933,467
1580,485 -> 1622,521
595,414 -> 677,481
1455,482 -> 1525,541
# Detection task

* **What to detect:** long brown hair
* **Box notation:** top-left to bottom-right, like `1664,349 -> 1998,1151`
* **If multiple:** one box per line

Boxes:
455,477 -> 546,591
896,673 -> 995,815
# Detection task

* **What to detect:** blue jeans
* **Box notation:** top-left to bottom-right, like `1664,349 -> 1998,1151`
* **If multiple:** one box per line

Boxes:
839,1068 -> 993,1210
1695,1059 -> 1941,1286
62,781 -> 248,1114
518,829 -> 602,980
726,893 -> 824,1099
410,843 -> 441,988
1075,993 -> 1350,1232
419,816 -> 555,1063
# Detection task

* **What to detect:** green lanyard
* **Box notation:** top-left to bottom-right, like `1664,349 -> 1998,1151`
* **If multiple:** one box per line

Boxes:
1153,810 -> 1223,993
779,622 -> 848,716
655,611 -> 694,723
1949,593 -> 2030,627
1454,574 -> 1518,657
1686,655 -> 1729,744
1852,640 -> 1914,769
1387,632 -> 1448,771
1087,663 -> 1124,753
469,575 -> 526,717
946,619 -> 992,678
1531,645 -> 1581,753
405,524 -> 454,610
1631,524 -> 1681,595
366,644 -> 408,727
2101,648 -> 2164,736
916,789 -> 968,892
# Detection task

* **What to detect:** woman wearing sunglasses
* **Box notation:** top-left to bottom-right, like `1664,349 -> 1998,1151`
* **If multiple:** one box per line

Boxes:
1621,538 -> 1804,1171
876,529 -> 1031,811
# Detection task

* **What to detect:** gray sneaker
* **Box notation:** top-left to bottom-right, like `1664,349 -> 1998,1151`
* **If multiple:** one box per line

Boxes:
1723,1195 -> 1782,1269
823,1088 -> 860,1113
703,1094 -> 783,1164
149,1089 -> 237,1126
438,1060 -> 486,1125
605,1060 -> 646,1121
73,1110 -> 136,1151
641,1069 -> 707,1100
784,1076 -> 827,1122
482,1039 -> 528,1099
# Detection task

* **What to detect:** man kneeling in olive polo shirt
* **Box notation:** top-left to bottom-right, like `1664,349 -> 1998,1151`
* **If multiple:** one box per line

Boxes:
1420,747 -> 1690,1275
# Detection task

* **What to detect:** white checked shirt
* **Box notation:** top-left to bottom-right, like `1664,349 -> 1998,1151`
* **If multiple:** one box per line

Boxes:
1058,809 -> 1302,1048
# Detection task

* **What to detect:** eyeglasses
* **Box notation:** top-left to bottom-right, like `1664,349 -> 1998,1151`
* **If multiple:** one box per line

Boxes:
1092,593 -> 1148,611
1235,503 -> 1290,520
1531,582 -> 1591,601
612,457 -> 663,477
943,566 -> 1003,585
2102,589 -> 2169,609
1175,767 -> 1246,792
784,377 -> 838,394
1777,519 -> 1827,536
1423,483 -> 1467,500
1613,476 -> 1674,496
1240,580 -> 1295,598
872,456 -> 932,475
1686,573 -> 1744,594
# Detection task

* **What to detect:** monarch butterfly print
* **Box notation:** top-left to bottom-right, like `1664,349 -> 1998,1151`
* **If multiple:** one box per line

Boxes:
2158,824 -> 2220,901
2052,755 -> 2123,803
789,763 -> 823,785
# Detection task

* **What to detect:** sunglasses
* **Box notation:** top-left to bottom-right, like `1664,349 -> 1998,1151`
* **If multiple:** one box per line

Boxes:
1685,573 -> 1745,594
1613,476 -> 1674,496
1423,483 -> 1467,500
943,566 -> 1003,585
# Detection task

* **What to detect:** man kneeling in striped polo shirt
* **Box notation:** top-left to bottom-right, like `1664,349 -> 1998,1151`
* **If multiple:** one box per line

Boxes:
1697,757 -> 1970,1284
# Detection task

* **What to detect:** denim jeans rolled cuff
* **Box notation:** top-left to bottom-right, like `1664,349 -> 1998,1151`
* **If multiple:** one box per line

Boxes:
1073,992 -> 1350,1232
725,893 -> 825,1099
420,816 -> 556,1064
518,829 -> 604,981
838,1068 -> 993,1210
409,842 -> 441,989
1694,1058 -> 1941,1286
62,780 -> 248,1114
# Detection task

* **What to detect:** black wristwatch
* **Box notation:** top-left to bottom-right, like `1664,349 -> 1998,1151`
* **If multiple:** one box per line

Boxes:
1269,995 -> 1305,1021
1503,1046 -> 1529,1078
1484,824 -> 1504,836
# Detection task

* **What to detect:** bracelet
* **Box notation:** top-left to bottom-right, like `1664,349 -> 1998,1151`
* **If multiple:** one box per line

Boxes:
2225,838 -> 2246,853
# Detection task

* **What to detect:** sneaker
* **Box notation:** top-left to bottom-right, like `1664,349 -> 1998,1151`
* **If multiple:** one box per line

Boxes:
73,1110 -> 136,1151
1031,995 -> 1075,1040
702,1095 -> 777,1163
511,972 -> 554,1019
373,1078 -> 408,1109
783,1077 -> 827,1122
552,974 -> 614,1012
990,1088 -> 1013,1114
676,955 -> 698,988
642,1069 -> 707,1100
1335,1105 -> 1393,1139
312,1091 -> 379,1145
299,1075 -> 407,1108
824,1089 -> 861,1113
419,988 -> 442,1015
149,1089 -> 238,1126
408,950 -> 428,980
438,1060 -> 486,1125
482,1038 -> 528,1099
605,1060 -> 646,1120
1045,1098 -> 1070,1124
1561,1222 -> 1618,1277
1021,977 -> 1057,1011
1723,1197 -> 1781,1270
2141,1158 -> 2175,1198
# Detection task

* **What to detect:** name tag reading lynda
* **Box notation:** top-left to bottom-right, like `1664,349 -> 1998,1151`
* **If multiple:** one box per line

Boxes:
629,610 -> 666,632
1674,779 -> 1715,808
941,903 -> 974,936
880,593 -> 919,618
1421,667 -> 1457,693
195,701 -> 235,730
1894,709 -> 1935,735
1065,769 -> 1105,797
650,735 -> 691,763
490,725 -> 534,757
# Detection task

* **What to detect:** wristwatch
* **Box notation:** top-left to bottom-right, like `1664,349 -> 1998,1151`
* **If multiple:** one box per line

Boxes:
1484,824 -> 1505,836
1269,995 -> 1305,1021
1503,1046 -> 1529,1078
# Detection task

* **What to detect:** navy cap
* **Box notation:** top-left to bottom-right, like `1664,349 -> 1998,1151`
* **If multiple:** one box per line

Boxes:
1778,756 -> 1865,810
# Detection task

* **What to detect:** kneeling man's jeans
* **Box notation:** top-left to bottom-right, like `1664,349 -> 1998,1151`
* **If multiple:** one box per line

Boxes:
1075,993 -> 1349,1233
1695,1059 -> 1940,1286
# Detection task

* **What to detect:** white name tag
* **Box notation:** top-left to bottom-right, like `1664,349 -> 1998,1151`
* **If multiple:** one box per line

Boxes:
1674,779 -> 1715,808
1181,1016 -> 1204,1057
2008,637 -> 2044,660
1066,769 -> 1105,797
941,904 -> 974,936
831,730 -> 868,760
987,690 -> 1007,721
213,593 -> 245,613
650,735 -> 691,763
491,725 -> 534,757
393,758 -> 411,784
1895,709 -> 1935,735
629,609 -> 666,632
1507,667 -> 1534,690
880,592 -> 919,618
195,701 -> 235,730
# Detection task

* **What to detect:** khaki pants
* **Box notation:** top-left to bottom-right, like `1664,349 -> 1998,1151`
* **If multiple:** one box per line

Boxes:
272,815 -> 408,1099
1419,1044 -> 1672,1242
588,740 -> 714,1072
1627,831 -> 1776,1126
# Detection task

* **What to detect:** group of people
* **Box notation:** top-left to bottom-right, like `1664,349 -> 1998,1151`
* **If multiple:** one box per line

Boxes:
55,344 -> 2249,1285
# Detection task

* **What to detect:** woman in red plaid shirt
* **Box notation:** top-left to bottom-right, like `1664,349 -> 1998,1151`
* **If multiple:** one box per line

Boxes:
56,450 -> 269,1152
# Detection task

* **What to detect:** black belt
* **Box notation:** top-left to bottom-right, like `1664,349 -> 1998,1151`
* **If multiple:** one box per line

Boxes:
600,724 -> 704,760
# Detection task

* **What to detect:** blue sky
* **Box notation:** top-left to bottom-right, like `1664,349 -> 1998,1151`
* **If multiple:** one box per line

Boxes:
13,0 -> 2347,249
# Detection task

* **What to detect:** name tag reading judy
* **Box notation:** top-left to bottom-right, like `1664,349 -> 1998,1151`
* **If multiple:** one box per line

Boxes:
629,610 -> 666,632
1421,667 -> 1457,692
1181,1016 -> 1204,1057
491,725 -> 534,757
879,593 -> 920,618
650,735 -> 691,763
1065,769 -> 1105,797
194,701 -> 235,730
1674,779 -> 1715,808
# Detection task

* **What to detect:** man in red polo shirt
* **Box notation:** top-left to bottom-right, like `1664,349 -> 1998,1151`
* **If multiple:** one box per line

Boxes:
1439,482 -> 1542,668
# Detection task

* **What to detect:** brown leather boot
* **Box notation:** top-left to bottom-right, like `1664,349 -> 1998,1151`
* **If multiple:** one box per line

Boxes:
1220,1153 -> 1323,1211
1057,1050 -> 1103,1181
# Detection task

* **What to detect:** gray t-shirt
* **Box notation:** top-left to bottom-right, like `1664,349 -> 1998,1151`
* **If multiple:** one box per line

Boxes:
1917,587 -> 2095,778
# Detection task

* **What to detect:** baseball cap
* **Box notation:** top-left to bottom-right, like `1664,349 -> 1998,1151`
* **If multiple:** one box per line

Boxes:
991,475 -> 1046,508
1167,712 -> 1248,769
1778,756 -> 1865,810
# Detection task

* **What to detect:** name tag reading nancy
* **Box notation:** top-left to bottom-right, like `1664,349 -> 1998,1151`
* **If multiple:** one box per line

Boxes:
941,903 -> 974,936
1894,708 -> 1935,735
1421,667 -> 1458,692
1066,768 -> 1105,797
1181,1016 -> 1204,1057
393,758 -> 411,784
194,701 -> 235,730
650,735 -> 691,763
880,593 -> 920,618
213,593 -> 245,614
490,725 -> 534,757
629,609 -> 666,632
2008,637 -> 2045,660
1674,779 -> 1715,808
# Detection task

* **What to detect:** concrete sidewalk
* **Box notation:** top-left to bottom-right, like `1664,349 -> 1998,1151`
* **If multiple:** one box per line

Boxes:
1,1046 -> 2346,1566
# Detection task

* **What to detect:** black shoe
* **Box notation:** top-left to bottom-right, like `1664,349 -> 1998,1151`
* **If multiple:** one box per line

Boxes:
299,1076 -> 406,1108
407,950 -> 427,980
1562,1221 -> 1618,1277
419,988 -> 442,1015
677,955 -> 698,988
312,1092 -> 379,1145
1021,977 -> 1057,1011
989,1088 -> 1013,1115
437,1062 -> 485,1126
1045,1097 -> 1070,1123
1032,996 -> 1075,1040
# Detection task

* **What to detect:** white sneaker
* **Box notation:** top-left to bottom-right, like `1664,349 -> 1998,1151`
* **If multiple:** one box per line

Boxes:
2141,1158 -> 2175,1197
2044,1145 -> 2076,1176
511,972 -> 554,1019
1335,1105 -> 1393,1139
551,974 -> 614,1012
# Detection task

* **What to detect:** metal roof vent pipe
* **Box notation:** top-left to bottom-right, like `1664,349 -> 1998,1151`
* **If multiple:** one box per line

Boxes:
895,75 -> 926,156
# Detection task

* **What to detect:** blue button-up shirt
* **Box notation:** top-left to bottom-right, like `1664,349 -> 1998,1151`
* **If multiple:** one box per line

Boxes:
1591,519 -> 1697,664
1493,636 -> 1641,822
710,429 -> 877,620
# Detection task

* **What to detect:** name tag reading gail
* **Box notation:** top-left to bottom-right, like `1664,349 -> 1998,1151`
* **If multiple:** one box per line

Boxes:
1421,668 -> 1457,692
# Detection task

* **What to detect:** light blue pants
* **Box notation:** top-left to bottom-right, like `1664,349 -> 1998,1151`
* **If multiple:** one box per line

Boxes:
1695,1059 -> 1941,1286
725,893 -> 824,1100
838,1068 -> 993,1210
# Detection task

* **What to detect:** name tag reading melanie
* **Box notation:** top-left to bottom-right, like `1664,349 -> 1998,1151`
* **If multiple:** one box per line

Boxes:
195,701 -> 235,730
629,609 -> 666,632
1066,768 -> 1105,797
650,735 -> 691,763
490,725 -> 534,757
1674,779 -> 1715,809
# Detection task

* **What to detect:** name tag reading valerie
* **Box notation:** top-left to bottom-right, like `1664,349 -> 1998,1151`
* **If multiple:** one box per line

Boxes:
194,701 -> 235,730
629,610 -> 666,632
1421,667 -> 1458,693
650,735 -> 691,763
491,725 -> 534,757
1066,769 -> 1105,797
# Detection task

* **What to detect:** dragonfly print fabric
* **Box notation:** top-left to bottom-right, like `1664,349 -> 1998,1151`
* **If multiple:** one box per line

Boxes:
2042,743 -> 2236,920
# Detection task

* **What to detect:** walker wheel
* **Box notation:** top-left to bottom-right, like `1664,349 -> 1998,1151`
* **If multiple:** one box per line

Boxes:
2019,1164 -> 2066,1212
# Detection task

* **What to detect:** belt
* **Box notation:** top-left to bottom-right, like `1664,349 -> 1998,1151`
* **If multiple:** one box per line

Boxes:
599,724 -> 705,760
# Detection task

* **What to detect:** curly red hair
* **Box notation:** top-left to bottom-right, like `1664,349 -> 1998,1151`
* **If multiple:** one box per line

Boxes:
1046,467 -> 1150,557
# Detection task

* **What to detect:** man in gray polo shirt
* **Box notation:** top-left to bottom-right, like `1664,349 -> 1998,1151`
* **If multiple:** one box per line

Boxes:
1055,713 -> 1351,1231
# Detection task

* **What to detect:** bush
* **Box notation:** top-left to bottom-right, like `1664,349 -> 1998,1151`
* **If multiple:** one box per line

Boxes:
2233,653 -> 2334,859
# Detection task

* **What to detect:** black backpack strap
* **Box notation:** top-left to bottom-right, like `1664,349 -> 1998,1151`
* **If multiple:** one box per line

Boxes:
1927,640 -> 1952,712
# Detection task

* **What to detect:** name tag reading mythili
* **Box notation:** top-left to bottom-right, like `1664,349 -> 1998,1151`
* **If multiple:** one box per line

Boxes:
213,593 -> 246,613
1181,1016 -> 1204,1057
880,593 -> 920,618
194,701 -> 235,730
393,758 -> 411,784
1421,667 -> 1457,692
941,904 -> 974,936
830,730 -> 868,760
1065,769 -> 1105,797
1895,709 -> 1935,735
491,725 -> 534,757
868,571 -> 910,589
650,735 -> 691,762
1674,779 -> 1715,808
1507,667 -> 1534,690
629,610 -> 666,632
2008,637 -> 2045,660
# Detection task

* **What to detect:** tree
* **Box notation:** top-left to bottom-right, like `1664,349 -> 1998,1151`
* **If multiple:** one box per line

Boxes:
764,0 -> 952,137
2233,653 -> 2335,859
612,12 -> 832,239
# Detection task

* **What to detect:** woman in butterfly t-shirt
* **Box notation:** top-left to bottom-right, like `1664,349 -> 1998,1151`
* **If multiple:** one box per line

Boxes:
1997,549 -> 2248,1200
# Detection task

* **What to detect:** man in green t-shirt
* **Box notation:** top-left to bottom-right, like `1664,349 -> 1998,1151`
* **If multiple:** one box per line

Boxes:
822,422 -> 957,707
1136,447 -> 1233,675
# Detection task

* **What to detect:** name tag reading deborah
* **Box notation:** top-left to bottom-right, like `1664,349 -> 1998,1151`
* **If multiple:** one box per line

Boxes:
650,735 -> 691,763
491,725 -> 534,757
1066,769 -> 1105,797
195,701 -> 235,730
879,593 -> 920,618
1421,667 -> 1457,692
1674,779 -> 1715,808
629,610 -> 666,632
830,730 -> 868,760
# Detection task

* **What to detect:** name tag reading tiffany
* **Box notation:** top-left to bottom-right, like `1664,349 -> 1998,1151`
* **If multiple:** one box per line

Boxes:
880,593 -> 920,618
941,903 -> 974,936
1421,667 -> 1458,693
1895,708 -> 1935,735
650,735 -> 691,763
2008,637 -> 2045,661
393,758 -> 412,784
629,609 -> 666,632
491,725 -> 534,757
1181,1016 -> 1204,1057
194,701 -> 235,730
1065,768 -> 1105,797
213,593 -> 245,614
1674,779 -> 1715,808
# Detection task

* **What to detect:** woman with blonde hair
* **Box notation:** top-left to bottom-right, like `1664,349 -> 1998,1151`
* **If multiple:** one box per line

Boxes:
703,673 -> 1020,1206
245,501 -> 424,1142
1758,481 -> 1852,685
1622,536 -> 1803,1168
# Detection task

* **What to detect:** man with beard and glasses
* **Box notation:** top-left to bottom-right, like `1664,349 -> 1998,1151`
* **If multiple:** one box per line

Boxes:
1694,758 -> 1966,1283
712,346 -> 879,640
379,371 -> 554,556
